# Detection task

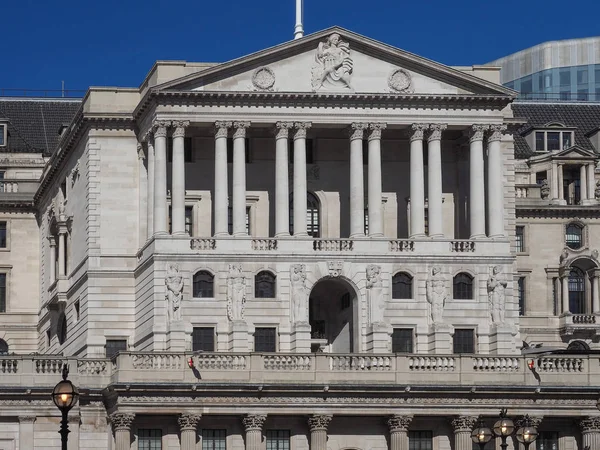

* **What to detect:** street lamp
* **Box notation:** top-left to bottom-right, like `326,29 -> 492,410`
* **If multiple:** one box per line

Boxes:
515,415 -> 539,450
486,409 -> 538,450
471,419 -> 493,450
51,364 -> 79,450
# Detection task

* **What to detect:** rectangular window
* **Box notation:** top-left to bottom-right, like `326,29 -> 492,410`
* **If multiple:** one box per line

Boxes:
537,432 -> 558,450
228,205 -> 250,235
562,131 -> 573,149
227,138 -> 250,163
0,273 -> 6,313
193,327 -> 215,352
392,328 -> 414,353
202,429 -> 227,450
167,137 -> 192,163
254,327 -> 277,352
515,226 -> 525,252
547,132 -> 560,151
266,430 -> 290,450
518,277 -> 526,316
288,139 -> 314,164
0,124 -> 5,146
577,68 -> 589,84
138,429 -> 162,450
408,431 -> 433,450
453,329 -> 475,354
185,206 -> 193,236
535,132 -> 545,151
559,69 -> 571,87
105,339 -> 127,358
0,221 -> 7,248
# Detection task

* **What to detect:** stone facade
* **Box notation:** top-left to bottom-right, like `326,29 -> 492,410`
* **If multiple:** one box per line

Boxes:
0,28 -> 599,449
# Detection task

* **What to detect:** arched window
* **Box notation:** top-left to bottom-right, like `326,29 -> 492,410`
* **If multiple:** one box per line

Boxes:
255,271 -> 276,298
193,271 -> 214,298
289,192 -> 320,238
453,273 -> 473,300
392,272 -> 412,299
566,223 -> 584,249
568,267 -> 586,314
58,313 -> 67,345
0,338 -> 8,355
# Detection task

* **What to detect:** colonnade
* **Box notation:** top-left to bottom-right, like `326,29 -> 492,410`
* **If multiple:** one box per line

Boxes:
560,267 -> 600,314
142,121 -> 508,240
551,161 -> 597,203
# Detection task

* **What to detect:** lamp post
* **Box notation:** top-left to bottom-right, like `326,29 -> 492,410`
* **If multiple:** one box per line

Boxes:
515,415 -> 539,450
472,411 -> 539,450
471,419 -> 493,450
51,363 -> 79,450
493,409 -> 515,450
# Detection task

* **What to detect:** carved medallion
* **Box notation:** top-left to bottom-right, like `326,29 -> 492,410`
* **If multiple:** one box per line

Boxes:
388,68 -> 413,93
328,261 -> 343,277
252,66 -> 276,91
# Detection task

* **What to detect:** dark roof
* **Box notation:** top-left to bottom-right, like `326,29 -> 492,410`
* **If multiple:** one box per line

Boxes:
0,98 -> 81,156
511,102 -> 600,159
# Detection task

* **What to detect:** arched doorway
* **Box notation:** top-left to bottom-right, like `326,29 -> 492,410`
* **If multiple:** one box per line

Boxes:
309,277 -> 359,353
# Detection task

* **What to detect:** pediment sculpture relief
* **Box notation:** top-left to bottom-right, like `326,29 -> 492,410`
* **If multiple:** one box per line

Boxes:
311,33 -> 353,92
388,68 -> 414,94
251,66 -> 276,91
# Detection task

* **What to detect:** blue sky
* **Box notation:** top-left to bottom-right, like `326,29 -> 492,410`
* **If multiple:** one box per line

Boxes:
3,0 -> 600,92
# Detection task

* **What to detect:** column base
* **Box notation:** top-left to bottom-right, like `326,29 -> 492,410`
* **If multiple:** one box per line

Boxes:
294,232 -> 309,237
153,231 -> 169,236
409,233 -> 426,239
349,233 -> 366,239
167,320 -> 190,352
428,233 -> 444,239
368,233 -> 384,238
427,323 -> 453,354
233,232 -> 248,237
366,322 -> 392,352
291,322 -> 311,353
275,232 -> 291,238
171,231 -> 188,237
213,232 -> 230,237
469,233 -> 486,240
489,323 -> 517,354
229,320 -> 249,352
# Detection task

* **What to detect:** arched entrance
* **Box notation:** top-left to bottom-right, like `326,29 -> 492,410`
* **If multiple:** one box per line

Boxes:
309,278 -> 359,353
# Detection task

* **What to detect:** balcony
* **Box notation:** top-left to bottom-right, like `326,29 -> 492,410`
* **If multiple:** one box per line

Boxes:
559,313 -> 600,337
0,353 -> 596,389
0,179 -> 39,206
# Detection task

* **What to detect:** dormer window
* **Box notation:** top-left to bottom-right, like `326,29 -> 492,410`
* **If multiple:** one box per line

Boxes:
534,129 -> 574,152
0,124 -> 6,147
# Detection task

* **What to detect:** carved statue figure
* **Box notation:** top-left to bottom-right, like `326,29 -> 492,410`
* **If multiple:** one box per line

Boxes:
540,179 -> 550,200
165,263 -> 184,322
560,249 -> 570,266
426,267 -> 447,324
311,33 -> 353,91
290,264 -> 309,323
57,198 -> 66,218
366,265 -> 385,324
227,264 -> 246,321
487,265 -> 508,324
595,180 -> 600,200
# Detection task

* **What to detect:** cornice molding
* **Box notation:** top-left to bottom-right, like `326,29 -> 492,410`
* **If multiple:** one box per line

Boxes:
516,206 -> 600,219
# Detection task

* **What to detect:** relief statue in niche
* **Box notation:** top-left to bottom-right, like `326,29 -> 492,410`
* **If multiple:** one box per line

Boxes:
366,265 -> 385,325
165,263 -> 184,322
290,264 -> 309,324
426,266 -> 447,324
488,265 -> 507,324
311,33 -> 353,92
227,264 -> 246,321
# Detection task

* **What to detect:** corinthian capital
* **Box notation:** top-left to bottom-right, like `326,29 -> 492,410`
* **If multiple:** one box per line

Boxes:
349,123 -> 368,141
387,415 -> 412,432
409,123 -> 428,142
450,416 -> 478,433
515,415 -> 543,429
428,124 -> 448,142
488,124 -> 507,142
580,416 -> 600,432
152,120 -> 170,139
368,123 -> 387,141
293,122 -> 312,140
172,121 -> 190,139
308,414 -> 333,431
109,412 -> 135,431
233,121 -> 251,139
469,125 -> 489,143
178,413 -> 201,431
243,414 -> 267,432
214,121 -> 232,139
275,122 -> 294,140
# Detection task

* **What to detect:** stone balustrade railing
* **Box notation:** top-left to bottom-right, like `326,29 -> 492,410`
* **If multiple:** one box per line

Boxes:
572,314 -> 597,324
313,239 -> 354,251
389,240 -> 415,252
0,353 -> 596,388
252,239 -> 278,250
190,238 -> 216,250
0,179 -> 39,194
515,184 -> 543,200
450,240 -> 476,252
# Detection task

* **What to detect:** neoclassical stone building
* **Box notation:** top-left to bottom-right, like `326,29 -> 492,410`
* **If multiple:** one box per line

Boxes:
1,27 -> 600,450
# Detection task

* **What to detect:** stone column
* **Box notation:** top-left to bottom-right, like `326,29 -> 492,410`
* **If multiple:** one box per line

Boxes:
450,416 -> 478,450
49,237 -> 56,283
387,415 -> 412,450
242,414 -> 267,450
427,124 -> 446,238
232,122 -> 250,236
293,122 -> 311,236
469,125 -> 488,239
588,163 -> 596,200
308,414 -> 333,450
580,164 -> 588,202
409,124 -> 427,238
368,123 -> 386,237
275,122 -> 293,237
580,416 -> 600,450
349,123 -> 367,238
58,225 -> 67,277
153,121 -> 169,235
137,143 -> 148,242
558,164 -> 564,201
19,416 -> 36,450
146,133 -> 155,237
487,125 -> 507,237
551,160 -> 559,200
178,413 -> 201,450
171,121 -> 190,235
110,412 -> 135,450
561,272 -> 570,314
593,269 -> 600,313
214,121 -> 232,236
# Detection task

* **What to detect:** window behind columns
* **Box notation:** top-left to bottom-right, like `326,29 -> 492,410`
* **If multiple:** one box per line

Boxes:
228,205 -> 251,235
518,277 -> 526,316
537,432 -> 558,450
138,429 -> 162,450
289,192 -> 320,238
408,431 -> 432,450
202,429 -> 226,450
167,137 -> 192,162
288,139 -> 314,164
568,267 -> 586,314
266,430 -> 290,450
226,138 -> 250,163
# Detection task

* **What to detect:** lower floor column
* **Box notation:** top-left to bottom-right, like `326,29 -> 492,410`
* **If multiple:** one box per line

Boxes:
18,416 -> 36,450
593,271 -> 600,313
450,416 -> 478,450
561,273 -> 569,314
308,414 -> 333,450
387,415 -> 412,450
243,414 -> 267,450
581,164 -> 588,202
110,412 -> 135,450
580,417 -> 600,450
178,414 -> 201,450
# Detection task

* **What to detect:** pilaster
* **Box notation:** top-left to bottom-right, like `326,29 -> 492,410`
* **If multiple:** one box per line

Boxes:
450,416 -> 478,450
110,412 -> 135,450
178,413 -> 201,450
243,414 -> 267,450
308,414 -> 333,450
580,416 -> 600,450
367,123 -> 386,237
387,415 -> 412,450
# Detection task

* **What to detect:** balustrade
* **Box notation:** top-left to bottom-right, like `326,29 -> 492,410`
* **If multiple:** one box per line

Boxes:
472,356 -> 520,372
252,239 -> 278,250
409,356 -> 455,371
190,238 -> 216,250
313,239 -> 354,251
389,240 -> 414,252
450,240 -> 475,252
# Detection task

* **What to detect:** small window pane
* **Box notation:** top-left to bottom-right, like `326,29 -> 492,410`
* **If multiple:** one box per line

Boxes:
0,273 -> 4,313
266,430 -> 290,450
392,328 -> 413,353
559,69 -> 571,87
565,223 -> 583,249
138,429 -> 162,450
535,132 -> 545,151
453,329 -> 475,354
453,273 -> 473,300
562,132 -> 572,149
193,271 -> 214,298
202,429 -> 226,450
193,327 -> 215,352
518,277 -> 526,316
254,327 -> 276,352
547,132 -> 560,151
577,68 -> 588,84
105,339 -> 127,358
569,267 -> 585,314
408,431 -> 433,450
0,125 -> 5,146
392,273 -> 412,299
185,206 -> 193,236
515,226 -> 525,252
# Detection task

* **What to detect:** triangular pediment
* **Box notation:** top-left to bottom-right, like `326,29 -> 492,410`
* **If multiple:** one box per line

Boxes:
555,145 -> 598,159
156,27 -> 515,97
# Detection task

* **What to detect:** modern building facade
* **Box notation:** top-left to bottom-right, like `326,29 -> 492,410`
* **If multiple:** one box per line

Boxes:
1,27 -> 600,450
487,36 -> 600,101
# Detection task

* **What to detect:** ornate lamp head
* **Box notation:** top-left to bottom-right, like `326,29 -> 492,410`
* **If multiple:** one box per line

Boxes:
51,364 -> 79,411
471,419 -> 493,446
493,409 -> 515,437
